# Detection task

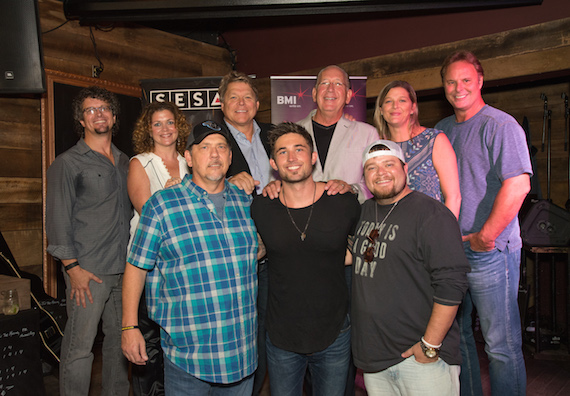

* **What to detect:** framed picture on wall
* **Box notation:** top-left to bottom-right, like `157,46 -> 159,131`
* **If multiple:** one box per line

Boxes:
41,69 -> 142,297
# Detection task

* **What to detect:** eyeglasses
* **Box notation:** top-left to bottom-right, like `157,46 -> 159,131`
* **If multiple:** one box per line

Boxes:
364,229 -> 379,263
318,81 -> 346,89
83,106 -> 111,115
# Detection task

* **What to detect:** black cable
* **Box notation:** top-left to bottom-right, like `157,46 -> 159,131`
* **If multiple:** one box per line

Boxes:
42,19 -> 69,35
218,33 -> 237,71
89,26 -> 104,78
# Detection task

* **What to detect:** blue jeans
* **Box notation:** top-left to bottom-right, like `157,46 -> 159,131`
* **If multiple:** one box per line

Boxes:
164,356 -> 253,396
266,315 -> 351,396
363,356 -> 460,396
60,272 -> 129,396
458,248 -> 526,396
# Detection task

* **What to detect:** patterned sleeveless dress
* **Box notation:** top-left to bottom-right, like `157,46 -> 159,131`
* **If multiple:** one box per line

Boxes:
395,128 -> 443,202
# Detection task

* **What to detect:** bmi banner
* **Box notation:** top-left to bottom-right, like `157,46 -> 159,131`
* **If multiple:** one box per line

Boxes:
140,77 -> 224,128
270,76 -> 368,125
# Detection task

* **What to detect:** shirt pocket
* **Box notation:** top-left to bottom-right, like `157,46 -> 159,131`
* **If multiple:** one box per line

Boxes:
76,168 -> 118,205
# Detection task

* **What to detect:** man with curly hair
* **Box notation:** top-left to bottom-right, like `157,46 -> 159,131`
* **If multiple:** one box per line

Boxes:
46,86 -> 131,395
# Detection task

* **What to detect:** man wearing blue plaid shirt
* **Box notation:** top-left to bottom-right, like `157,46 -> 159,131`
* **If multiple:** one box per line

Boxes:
122,121 -> 263,395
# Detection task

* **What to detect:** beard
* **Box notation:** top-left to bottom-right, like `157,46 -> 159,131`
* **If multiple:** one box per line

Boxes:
95,126 -> 111,135
371,178 -> 407,200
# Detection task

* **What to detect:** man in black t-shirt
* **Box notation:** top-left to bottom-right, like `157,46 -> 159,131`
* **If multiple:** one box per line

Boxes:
351,140 -> 469,396
251,122 -> 360,396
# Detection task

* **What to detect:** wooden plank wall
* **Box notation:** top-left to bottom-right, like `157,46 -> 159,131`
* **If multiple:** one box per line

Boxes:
0,0 -> 232,279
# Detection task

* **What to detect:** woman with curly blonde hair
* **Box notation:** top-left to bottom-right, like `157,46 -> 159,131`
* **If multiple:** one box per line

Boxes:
126,101 -> 190,396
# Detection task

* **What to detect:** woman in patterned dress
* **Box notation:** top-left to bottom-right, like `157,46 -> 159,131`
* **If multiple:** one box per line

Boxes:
373,80 -> 461,218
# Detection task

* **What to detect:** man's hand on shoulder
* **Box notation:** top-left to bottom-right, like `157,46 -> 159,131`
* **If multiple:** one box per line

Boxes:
262,180 -> 281,199
324,179 -> 354,196
66,266 -> 103,308
463,231 -> 495,252
228,171 -> 259,195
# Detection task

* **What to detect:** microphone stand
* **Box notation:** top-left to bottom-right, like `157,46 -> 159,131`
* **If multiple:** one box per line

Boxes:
541,93 -> 548,152
562,92 -> 570,210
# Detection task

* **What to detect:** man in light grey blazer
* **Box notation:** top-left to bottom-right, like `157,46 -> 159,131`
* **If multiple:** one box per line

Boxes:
297,65 -> 379,203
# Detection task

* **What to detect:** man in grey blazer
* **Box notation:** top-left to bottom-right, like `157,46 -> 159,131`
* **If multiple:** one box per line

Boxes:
297,65 -> 379,203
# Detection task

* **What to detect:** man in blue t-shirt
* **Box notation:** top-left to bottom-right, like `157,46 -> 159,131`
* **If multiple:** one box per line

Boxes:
435,51 -> 532,396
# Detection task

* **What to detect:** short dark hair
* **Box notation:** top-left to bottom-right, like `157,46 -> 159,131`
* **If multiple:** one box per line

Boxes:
72,86 -> 120,137
268,122 -> 314,157
440,50 -> 484,81
218,71 -> 259,102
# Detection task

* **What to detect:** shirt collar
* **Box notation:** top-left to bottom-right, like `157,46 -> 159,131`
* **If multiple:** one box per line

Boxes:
225,119 -> 261,142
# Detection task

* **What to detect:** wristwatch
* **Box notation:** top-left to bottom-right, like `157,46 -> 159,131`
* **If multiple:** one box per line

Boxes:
420,338 -> 440,359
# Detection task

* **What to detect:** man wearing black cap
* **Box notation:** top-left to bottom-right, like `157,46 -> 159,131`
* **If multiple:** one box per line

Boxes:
122,121 -> 263,395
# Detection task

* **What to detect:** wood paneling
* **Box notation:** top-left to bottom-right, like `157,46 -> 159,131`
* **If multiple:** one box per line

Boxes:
0,178 -> 42,204
0,204 -> 42,231
39,0 -> 231,85
0,149 -> 41,178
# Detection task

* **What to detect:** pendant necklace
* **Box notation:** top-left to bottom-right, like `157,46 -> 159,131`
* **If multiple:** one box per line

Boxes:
370,200 -> 399,242
282,181 -> 316,242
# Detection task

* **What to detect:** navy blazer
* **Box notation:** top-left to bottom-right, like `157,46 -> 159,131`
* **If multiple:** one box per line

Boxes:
225,121 -> 273,196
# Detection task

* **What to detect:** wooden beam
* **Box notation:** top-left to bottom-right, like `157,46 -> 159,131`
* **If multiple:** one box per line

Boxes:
39,0 -> 232,85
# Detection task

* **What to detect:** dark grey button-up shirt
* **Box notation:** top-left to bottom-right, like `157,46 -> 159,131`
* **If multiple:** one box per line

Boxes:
46,138 -> 131,275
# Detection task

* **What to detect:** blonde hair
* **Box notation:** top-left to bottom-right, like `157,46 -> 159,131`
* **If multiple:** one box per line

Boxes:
373,80 -> 419,140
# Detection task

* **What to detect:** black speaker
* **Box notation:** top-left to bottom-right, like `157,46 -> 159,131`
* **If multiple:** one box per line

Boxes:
0,0 -> 46,94
520,199 -> 570,246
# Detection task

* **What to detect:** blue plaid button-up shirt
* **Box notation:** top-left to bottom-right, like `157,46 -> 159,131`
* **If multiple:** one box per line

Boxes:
128,175 -> 258,384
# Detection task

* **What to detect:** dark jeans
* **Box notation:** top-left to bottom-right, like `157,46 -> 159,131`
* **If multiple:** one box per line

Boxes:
252,259 -> 268,395
266,315 -> 351,396
132,292 -> 165,396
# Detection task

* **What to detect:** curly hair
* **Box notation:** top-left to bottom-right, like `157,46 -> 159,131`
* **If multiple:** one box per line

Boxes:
440,50 -> 484,81
218,71 -> 259,102
373,80 -> 419,140
72,86 -> 120,137
268,122 -> 314,158
131,101 -> 191,155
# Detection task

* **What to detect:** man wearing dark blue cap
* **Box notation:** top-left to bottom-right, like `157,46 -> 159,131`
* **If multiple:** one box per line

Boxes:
122,121 -> 263,395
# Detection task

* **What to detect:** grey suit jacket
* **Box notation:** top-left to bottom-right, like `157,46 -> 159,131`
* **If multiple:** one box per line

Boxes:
297,109 -> 379,202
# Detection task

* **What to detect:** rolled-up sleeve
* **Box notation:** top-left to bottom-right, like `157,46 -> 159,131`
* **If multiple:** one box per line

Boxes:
46,156 -> 78,261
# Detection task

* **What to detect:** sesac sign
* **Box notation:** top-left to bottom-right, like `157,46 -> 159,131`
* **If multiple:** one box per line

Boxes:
149,88 -> 222,110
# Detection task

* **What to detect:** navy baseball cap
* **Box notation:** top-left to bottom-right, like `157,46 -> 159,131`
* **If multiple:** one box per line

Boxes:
185,120 -> 231,150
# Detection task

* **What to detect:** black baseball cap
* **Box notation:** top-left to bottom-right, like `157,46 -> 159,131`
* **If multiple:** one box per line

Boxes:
185,120 -> 231,150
